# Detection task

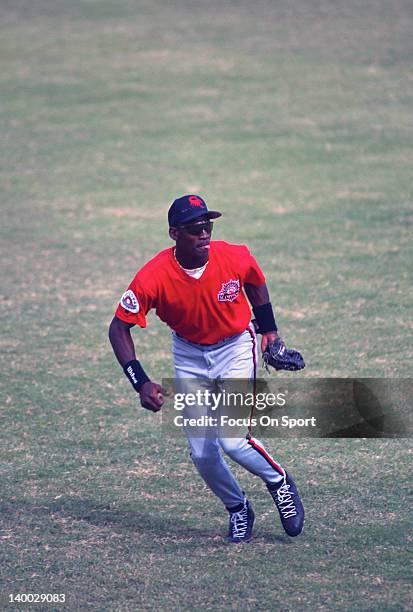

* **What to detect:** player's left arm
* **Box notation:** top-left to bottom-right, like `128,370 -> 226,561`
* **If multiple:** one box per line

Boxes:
244,282 -> 278,353
245,282 -> 305,372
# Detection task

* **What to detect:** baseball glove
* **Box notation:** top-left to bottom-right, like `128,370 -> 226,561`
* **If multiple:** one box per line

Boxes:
263,338 -> 305,372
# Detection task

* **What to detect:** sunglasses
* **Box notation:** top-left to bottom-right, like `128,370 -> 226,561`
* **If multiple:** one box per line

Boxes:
179,221 -> 214,236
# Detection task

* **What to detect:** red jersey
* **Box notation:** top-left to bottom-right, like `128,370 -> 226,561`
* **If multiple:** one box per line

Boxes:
115,240 -> 265,344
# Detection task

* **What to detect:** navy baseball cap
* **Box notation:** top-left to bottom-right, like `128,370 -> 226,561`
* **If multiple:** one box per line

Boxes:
168,195 -> 222,227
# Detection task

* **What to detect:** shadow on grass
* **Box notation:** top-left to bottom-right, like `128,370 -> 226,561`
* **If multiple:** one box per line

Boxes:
252,531 -> 292,545
0,497 -> 292,546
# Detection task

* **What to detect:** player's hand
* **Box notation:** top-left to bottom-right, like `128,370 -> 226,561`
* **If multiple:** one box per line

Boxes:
261,331 -> 279,354
139,381 -> 165,412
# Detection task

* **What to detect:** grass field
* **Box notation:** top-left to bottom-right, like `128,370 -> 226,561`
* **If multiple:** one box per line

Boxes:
1,1 -> 412,610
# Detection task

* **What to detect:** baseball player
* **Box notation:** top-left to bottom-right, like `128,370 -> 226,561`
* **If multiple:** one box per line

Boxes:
109,194 -> 305,542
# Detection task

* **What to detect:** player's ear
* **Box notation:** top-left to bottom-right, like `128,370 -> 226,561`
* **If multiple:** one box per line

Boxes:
169,227 -> 178,240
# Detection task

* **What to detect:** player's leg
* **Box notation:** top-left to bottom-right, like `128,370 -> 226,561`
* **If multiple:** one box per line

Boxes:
212,328 -> 305,536
172,333 -> 254,541
211,328 -> 285,484
187,431 -> 254,542
219,435 -> 284,484
174,367 -> 245,509
185,434 -> 246,509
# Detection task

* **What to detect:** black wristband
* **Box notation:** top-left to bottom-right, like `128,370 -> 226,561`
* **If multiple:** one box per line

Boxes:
124,359 -> 150,392
252,302 -> 278,333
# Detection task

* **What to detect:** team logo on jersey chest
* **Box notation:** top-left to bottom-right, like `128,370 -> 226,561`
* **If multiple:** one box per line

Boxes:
217,279 -> 240,302
120,289 -> 139,313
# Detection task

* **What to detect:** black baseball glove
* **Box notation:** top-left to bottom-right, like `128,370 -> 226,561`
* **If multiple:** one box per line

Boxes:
263,338 -> 305,372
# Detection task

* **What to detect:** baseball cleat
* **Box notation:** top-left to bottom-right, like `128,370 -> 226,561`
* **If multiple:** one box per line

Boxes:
226,499 -> 255,543
267,472 -> 304,537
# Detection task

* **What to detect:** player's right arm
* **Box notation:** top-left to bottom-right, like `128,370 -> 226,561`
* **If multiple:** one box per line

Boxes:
108,316 -> 164,412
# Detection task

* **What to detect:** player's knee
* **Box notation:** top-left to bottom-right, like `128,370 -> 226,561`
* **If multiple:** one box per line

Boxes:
190,448 -> 221,468
219,437 -> 246,458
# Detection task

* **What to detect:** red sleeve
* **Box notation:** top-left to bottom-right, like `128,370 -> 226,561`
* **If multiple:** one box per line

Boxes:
114,271 -> 155,328
242,246 -> 266,286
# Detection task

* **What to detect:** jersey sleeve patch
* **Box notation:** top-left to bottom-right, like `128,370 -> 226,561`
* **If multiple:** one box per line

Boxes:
120,289 -> 140,313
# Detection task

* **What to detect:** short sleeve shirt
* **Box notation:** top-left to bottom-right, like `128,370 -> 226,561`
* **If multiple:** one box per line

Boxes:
114,241 -> 265,344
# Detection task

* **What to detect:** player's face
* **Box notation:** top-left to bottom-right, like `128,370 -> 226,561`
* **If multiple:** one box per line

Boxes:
169,216 -> 213,264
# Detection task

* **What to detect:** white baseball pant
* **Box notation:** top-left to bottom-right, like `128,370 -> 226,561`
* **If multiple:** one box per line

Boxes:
172,326 -> 285,509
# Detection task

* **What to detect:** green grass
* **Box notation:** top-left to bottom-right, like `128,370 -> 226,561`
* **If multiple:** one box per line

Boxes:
0,1 -> 412,609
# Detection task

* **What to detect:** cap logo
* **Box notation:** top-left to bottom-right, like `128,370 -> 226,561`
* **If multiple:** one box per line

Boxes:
188,195 -> 204,208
